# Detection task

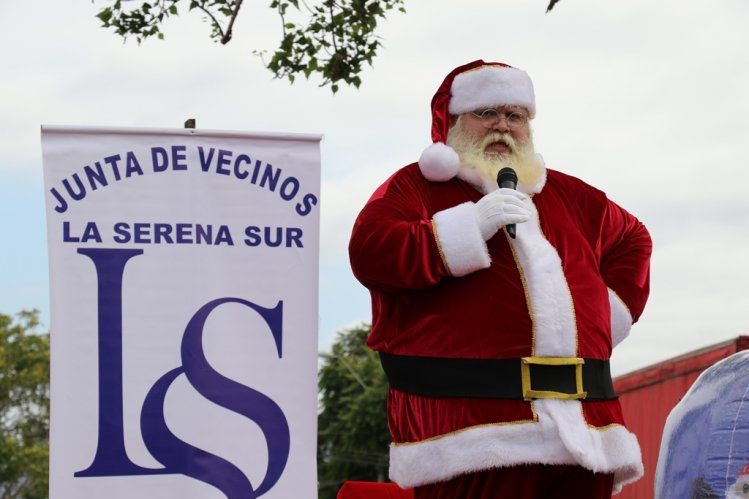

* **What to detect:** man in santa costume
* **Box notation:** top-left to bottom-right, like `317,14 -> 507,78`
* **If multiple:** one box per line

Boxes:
348,60 -> 652,498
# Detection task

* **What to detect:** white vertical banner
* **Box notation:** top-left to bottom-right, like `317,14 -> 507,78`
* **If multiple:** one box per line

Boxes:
41,125 -> 322,499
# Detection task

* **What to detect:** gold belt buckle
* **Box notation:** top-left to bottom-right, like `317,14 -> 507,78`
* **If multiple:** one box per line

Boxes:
520,357 -> 587,401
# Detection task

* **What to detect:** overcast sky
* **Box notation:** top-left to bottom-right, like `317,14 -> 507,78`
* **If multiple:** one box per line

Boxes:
2,0 -> 748,376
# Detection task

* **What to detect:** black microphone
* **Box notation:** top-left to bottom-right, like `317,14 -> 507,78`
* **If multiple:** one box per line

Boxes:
497,167 -> 518,239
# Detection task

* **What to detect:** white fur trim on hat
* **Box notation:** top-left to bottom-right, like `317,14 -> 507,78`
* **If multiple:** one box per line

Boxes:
449,65 -> 536,117
419,142 -> 460,182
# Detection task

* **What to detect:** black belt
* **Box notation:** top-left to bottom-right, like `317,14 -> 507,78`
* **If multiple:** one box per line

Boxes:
379,352 -> 617,401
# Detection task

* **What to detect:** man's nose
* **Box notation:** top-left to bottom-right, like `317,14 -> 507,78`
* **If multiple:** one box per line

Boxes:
490,116 -> 511,132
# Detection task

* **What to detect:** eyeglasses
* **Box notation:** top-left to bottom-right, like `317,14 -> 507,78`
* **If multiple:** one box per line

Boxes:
470,108 -> 529,129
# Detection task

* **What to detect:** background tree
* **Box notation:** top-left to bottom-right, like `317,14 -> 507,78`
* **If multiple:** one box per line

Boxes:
94,0 -> 406,92
0,310 -> 50,499
93,0 -> 562,93
317,323 -> 390,498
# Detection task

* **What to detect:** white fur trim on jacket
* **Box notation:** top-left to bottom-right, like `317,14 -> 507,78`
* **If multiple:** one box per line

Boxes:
449,65 -> 536,117
389,399 -> 643,494
432,202 -> 491,276
608,288 -> 633,348
510,201 -> 577,356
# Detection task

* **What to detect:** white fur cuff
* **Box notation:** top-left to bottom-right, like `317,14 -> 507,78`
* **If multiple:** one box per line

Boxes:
432,202 -> 491,276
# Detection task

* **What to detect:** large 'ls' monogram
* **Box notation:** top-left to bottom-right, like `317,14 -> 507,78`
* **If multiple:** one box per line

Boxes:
73,248 -> 290,498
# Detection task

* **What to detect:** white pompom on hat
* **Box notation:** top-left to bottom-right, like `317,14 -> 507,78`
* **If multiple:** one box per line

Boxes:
419,60 -> 536,182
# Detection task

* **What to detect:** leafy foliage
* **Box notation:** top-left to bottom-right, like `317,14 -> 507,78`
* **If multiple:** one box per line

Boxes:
265,0 -> 405,92
93,0 -> 568,91
93,0 -> 406,92
95,0 -> 247,43
317,324 -> 391,498
0,310 -> 50,499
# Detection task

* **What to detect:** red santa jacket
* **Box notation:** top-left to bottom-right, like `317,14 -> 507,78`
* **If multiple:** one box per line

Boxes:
349,162 -> 652,493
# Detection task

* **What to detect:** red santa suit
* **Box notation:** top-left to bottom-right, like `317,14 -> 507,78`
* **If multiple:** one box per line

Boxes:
348,60 -> 652,495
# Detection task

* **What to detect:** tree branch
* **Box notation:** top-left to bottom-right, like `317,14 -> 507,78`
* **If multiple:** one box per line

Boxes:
328,3 -> 338,53
194,2 -> 227,40
220,0 -> 244,44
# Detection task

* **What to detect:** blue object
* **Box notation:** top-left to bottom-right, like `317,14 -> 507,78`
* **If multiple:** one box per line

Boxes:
655,350 -> 749,498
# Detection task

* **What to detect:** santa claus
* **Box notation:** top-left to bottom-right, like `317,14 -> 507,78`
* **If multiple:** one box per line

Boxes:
348,60 -> 652,498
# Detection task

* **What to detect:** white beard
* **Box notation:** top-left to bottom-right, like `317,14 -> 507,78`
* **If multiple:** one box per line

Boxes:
446,118 -> 545,192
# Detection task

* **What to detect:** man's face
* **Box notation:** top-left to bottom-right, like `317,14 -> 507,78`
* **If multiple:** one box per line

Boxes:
458,106 -> 531,157
446,107 -> 544,191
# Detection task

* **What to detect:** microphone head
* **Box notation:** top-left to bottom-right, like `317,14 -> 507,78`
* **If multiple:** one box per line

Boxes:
497,167 -> 518,186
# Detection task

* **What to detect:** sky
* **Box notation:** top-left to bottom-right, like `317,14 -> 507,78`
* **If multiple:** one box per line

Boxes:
1,0 -> 748,377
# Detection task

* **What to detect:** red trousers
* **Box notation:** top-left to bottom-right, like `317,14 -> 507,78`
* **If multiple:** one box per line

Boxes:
413,464 -> 614,499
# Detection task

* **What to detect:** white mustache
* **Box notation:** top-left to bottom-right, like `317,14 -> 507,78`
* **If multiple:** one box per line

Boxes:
481,132 -> 518,154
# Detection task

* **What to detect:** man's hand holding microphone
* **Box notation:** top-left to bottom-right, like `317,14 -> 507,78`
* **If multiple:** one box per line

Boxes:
474,167 -> 531,240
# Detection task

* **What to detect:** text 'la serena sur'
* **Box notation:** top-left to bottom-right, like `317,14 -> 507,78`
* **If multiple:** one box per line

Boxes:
62,221 -> 305,248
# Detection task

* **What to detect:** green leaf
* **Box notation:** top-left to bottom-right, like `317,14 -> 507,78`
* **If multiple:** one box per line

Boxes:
96,8 -> 113,24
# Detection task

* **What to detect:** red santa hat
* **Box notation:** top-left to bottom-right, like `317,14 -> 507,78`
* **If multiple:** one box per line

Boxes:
419,60 -> 536,182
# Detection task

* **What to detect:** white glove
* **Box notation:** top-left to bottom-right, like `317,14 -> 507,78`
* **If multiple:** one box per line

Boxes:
474,188 -> 532,240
